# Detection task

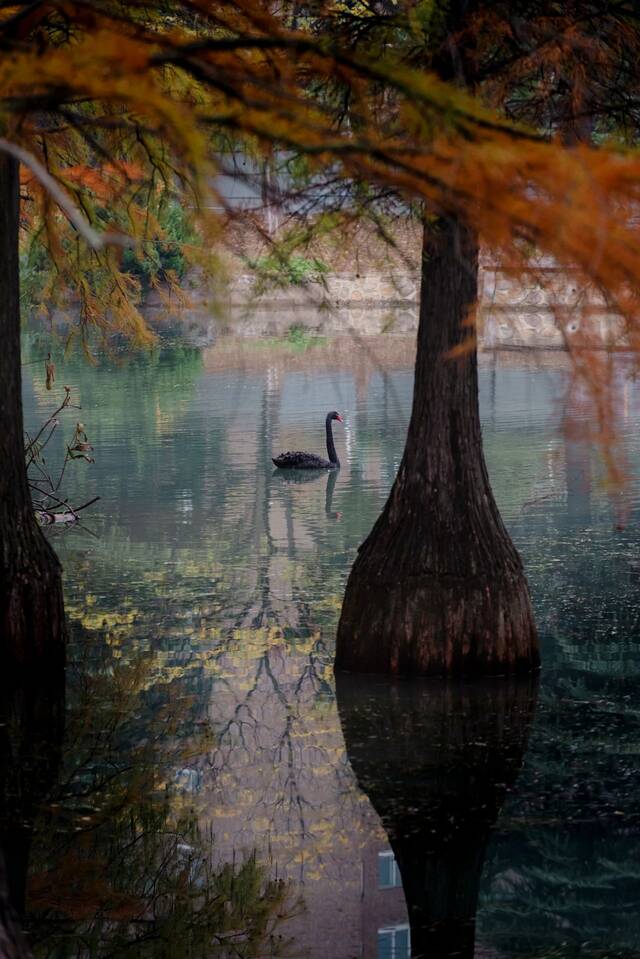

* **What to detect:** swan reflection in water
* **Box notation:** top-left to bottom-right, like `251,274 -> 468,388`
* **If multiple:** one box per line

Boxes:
272,466 -> 341,519
335,674 -> 538,959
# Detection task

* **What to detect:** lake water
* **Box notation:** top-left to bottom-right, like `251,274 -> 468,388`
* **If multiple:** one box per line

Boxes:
15,336 -> 640,958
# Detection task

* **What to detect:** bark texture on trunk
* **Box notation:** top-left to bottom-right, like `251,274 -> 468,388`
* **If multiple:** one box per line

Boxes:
335,674 -> 538,959
0,155 -> 66,674
336,217 -> 539,675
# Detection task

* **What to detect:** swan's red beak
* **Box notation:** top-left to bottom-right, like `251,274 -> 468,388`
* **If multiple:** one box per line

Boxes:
336,414 -> 343,422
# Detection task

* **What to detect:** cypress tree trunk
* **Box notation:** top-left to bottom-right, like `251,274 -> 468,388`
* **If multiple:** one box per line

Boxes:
336,216 -> 539,675
0,154 -> 66,675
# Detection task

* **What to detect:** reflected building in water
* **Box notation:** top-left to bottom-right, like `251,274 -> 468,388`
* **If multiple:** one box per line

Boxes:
190,631 -> 414,958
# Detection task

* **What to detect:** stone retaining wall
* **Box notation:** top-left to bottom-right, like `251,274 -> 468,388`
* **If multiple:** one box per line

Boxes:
133,266 -> 629,348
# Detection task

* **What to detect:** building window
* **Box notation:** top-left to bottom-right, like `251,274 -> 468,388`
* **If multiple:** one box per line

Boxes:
378,851 -> 402,889
377,924 -> 410,959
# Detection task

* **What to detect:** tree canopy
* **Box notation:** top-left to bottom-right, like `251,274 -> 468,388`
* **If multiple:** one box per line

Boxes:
1,1 -> 640,450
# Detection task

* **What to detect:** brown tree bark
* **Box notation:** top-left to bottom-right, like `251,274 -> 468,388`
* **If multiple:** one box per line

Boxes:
335,216 -> 539,675
0,154 -> 66,675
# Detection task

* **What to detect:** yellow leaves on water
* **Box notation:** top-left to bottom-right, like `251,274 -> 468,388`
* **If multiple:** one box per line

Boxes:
84,609 -> 137,632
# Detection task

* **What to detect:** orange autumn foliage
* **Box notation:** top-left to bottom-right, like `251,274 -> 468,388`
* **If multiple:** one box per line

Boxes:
1,1 -> 640,456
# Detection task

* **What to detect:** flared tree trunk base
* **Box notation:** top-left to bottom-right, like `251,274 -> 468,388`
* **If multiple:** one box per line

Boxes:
336,563 -> 538,675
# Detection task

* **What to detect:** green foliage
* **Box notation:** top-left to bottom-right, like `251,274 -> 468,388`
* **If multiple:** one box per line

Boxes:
249,254 -> 329,291
284,324 -> 327,351
256,325 -> 328,353
121,200 -> 198,290
20,239 -> 51,314
20,200 -> 199,320
406,0 -> 448,44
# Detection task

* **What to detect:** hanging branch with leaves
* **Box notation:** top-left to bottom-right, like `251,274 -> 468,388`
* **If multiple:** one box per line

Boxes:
3,0 -> 640,453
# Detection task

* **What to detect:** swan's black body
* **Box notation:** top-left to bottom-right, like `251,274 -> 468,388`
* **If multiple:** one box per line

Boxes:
273,411 -> 343,470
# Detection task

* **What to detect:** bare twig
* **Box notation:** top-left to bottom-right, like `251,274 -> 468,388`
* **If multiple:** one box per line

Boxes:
54,450 -> 71,492
26,384 -> 98,527
74,496 -> 101,512
29,483 -> 77,516
24,389 -> 72,457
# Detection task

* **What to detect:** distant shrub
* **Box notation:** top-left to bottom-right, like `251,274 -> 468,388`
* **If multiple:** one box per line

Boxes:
285,324 -> 326,351
257,324 -> 327,353
20,200 -> 199,311
250,253 -> 329,289
121,200 -> 197,289
20,240 -> 50,310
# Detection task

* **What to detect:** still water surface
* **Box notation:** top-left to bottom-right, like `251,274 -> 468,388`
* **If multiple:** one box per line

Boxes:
16,338 -> 640,958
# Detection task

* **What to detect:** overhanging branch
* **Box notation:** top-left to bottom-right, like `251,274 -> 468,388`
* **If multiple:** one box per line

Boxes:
0,137 -> 134,251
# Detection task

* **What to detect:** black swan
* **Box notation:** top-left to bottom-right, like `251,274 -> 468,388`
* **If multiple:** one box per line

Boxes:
272,411 -> 343,469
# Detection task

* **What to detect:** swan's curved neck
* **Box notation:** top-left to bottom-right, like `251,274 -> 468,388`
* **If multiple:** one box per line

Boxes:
325,416 -> 339,465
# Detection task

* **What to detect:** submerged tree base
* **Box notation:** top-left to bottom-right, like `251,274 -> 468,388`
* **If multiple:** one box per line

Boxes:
336,565 -> 538,675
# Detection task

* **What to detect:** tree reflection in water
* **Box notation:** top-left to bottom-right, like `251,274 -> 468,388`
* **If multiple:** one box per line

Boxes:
336,675 -> 538,959
22,344 -> 640,956
0,650 -> 297,959
0,675 -> 64,958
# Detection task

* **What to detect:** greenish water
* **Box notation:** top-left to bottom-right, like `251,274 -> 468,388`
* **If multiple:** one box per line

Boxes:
14,340 -> 640,959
